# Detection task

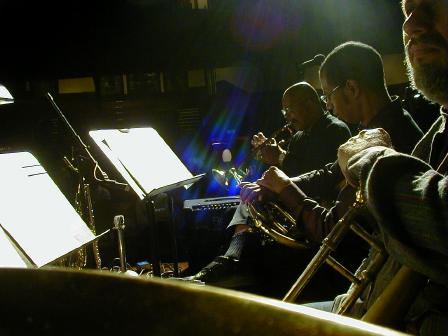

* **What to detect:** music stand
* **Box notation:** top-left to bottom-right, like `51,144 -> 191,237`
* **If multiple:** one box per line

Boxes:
0,152 -> 106,268
89,127 -> 205,276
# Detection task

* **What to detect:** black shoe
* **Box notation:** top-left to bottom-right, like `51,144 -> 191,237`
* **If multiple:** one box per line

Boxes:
184,256 -> 254,288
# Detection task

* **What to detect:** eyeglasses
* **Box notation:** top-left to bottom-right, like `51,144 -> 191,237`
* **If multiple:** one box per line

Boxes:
281,107 -> 292,117
320,85 -> 341,104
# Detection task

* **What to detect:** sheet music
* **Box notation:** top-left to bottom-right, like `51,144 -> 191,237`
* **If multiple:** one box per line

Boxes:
89,128 -> 199,199
92,136 -> 147,199
0,152 -> 96,267
0,226 -> 28,268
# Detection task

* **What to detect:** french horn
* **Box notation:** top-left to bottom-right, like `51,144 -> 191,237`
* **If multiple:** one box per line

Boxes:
212,165 -> 311,249
246,200 -> 312,249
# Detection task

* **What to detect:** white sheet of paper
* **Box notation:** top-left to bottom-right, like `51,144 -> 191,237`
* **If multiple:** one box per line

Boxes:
89,128 -> 194,199
0,226 -> 27,268
0,152 -> 96,267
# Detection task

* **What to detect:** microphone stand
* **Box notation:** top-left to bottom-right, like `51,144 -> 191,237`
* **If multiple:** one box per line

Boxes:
46,92 -> 128,189
45,92 -> 127,269
46,92 -> 106,180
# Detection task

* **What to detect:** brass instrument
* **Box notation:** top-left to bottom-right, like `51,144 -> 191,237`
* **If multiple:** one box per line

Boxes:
64,176 -> 102,269
246,201 -> 312,249
252,123 -> 294,159
362,265 -> 425,327
213,165 -> 312,249
283,190 -> 387,316
57,155 -> 102,269
210,122 -> 310,250
212,123 -> 309,248
80,179 -> 102,269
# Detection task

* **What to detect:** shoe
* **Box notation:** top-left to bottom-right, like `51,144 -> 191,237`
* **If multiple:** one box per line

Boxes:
184,256 -> 254,288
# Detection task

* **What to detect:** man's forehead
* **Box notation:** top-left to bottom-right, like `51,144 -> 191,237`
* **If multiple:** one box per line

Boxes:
402,0 -> 445,12
283,92 -> 300,104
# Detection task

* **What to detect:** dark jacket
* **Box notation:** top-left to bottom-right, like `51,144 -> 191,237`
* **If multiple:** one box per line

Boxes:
290,97 -> 423,205
282,112 -> 351,177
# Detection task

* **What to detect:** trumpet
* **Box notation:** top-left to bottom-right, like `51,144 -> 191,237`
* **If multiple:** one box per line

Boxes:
252,123 -> 294,160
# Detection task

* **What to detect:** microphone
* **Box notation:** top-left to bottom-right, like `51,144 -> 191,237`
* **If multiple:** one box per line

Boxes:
298,54 -> 325,70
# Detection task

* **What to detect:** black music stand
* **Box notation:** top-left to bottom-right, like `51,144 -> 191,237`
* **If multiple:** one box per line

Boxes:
89,127 -> 205,276
0,152 -> 106,268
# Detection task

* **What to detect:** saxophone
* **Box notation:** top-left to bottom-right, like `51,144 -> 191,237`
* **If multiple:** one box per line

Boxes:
57,175 -> 102,270
80,179 -> 102,269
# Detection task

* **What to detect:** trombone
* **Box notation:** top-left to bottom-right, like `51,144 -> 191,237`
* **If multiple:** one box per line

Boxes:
282,190 -> 387,315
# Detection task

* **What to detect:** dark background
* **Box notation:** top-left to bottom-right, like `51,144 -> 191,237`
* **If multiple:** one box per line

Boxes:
0,0 -> 440,297
0,0 -> 404,80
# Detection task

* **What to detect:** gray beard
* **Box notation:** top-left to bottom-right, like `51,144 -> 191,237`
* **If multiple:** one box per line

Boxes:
405,53 -> 448,106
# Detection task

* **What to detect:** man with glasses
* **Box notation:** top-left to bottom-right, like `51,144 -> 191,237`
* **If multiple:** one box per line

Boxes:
186,81 -> 351,288
253,81 -> 351,178
290,41 -> 423,206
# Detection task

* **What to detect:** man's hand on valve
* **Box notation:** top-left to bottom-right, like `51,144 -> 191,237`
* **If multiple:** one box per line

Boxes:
252,132 -> 286,166
256,166 -> 293,194
239,166 -> 291,204
239,182 -> 274,204
251,132 -> 268,149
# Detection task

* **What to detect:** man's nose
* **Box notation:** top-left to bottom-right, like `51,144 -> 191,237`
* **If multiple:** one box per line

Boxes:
402,5 -> 432,39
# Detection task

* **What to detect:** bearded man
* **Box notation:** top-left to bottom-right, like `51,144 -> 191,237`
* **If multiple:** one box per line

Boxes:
336,0 -> 448,334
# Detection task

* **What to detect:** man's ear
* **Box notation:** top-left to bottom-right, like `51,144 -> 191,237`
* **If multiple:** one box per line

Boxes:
345,79 -> 361,98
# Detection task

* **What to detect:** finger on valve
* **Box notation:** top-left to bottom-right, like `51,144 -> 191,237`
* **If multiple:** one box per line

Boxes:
258,167 -> 290,194
252,132 -> 267,147
240,183 -> 261,203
